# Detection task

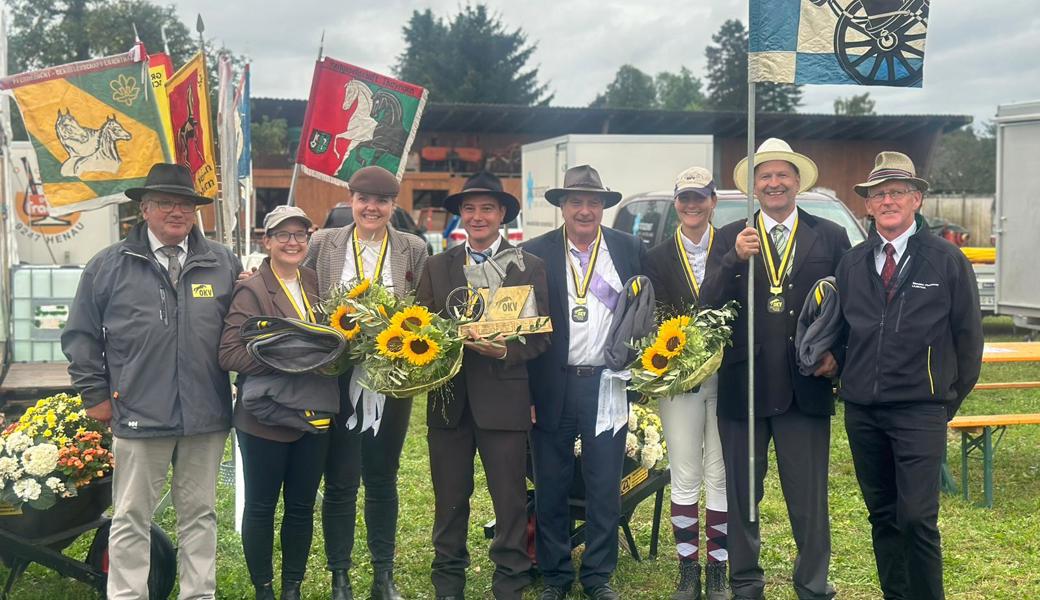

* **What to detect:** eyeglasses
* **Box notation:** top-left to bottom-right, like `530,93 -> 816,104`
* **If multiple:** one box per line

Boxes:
151,199 -> 197,213
269,231 -> 310,244
867,189 -> 915,202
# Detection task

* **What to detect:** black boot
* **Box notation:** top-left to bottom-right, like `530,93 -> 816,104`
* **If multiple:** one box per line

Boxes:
705,563 -> 730,600
370,569 -> 404,600
254,582 -> 276,600
281,579 -> 302,600
332,570 -> 354,600
672,561 -> 701,600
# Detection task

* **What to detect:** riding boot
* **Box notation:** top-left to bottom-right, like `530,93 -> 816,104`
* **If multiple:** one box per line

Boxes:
280,579 -> 302,600
705,562 -> 730,600
370,569 -> 404,600
672,561 -> 702,600
332,569 -> 354,600
254,581 -> 276,600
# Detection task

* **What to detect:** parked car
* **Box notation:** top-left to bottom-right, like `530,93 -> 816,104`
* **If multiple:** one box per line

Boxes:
322,203 -> 433,253
923,215 -> 971,247
444,213 -> 524,249
612,189 -> 868,248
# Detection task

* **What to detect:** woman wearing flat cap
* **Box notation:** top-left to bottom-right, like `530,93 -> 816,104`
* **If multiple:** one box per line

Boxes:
303,165 -> 429,600
220,206 -> 337,600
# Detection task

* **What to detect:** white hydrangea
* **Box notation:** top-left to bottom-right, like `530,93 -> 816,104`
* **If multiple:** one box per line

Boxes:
627,410 -> 639,431
0,456 -> 22,481
625,432 -> 640,459
641,443 -> 663,470
45,476 -> 67,494
644,425 -> 660,446
5,431 -> 32,455
13,478 -> 42,502
21,444 -> 60,477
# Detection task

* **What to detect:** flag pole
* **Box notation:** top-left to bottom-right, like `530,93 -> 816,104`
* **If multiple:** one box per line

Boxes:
197,13 -> 224,243
287,30 -> 325,208
746,80 -> 757,523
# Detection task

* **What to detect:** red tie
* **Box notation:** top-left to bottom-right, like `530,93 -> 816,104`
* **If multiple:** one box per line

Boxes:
881,243 -> 897,301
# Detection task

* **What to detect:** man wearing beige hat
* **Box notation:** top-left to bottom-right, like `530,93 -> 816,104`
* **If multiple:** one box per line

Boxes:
701,139 -> 850,600
835,152 -> 982,600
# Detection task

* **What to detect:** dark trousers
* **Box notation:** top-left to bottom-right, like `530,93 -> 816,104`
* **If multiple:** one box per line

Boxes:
237,430 -> 330,585
531,372 -> 626,591
322,393 -> 413,573
717,406 -> 832,600
429,404 -> 531,599
844,401 -> 947,600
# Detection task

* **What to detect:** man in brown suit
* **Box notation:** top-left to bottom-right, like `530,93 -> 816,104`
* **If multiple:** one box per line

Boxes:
415,172 -> 551,600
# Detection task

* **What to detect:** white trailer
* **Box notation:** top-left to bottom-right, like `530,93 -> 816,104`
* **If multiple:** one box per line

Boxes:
520,134 -> 714,240
994,101 -> 1040,331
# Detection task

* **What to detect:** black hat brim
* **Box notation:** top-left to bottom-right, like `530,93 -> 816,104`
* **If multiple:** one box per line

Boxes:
125,184 -> 214,206
443,189 -> 521,223
544,187 -> 623,209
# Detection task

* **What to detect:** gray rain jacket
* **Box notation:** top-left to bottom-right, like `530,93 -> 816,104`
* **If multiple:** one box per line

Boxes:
62,222 -> 242,438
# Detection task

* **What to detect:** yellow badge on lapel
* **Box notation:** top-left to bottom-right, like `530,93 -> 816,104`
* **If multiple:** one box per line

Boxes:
192,284 -> 214,298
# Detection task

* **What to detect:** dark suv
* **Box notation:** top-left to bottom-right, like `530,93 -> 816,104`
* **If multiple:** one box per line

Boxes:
612,189 -> 867,247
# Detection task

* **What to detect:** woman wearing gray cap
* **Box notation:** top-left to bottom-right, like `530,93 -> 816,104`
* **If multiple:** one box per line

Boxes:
644,167 -> 729,600
303,166 -> 429,600
219,206 -> 337,600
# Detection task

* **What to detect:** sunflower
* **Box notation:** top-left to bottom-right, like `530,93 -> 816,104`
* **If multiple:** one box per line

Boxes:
376,327 -> 407,358
641,346 -> 671,377
660,315 -> 691,331
655,323 -> 687,357
346,278 -> 371,299
401,333 -> 441,366
330,305 -> 361,339
391,305 -> 433,332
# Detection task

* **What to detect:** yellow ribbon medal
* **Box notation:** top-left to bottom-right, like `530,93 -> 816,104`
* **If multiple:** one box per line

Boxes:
564,227 -> 602,323
273,269 -> 315,322
352,227 -> 389,283
675,226 -> 714,300
756,213 -> 798,314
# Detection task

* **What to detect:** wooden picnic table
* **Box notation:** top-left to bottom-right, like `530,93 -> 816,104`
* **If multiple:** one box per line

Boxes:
0,363 -> 74,410
982,341 -> 1040,363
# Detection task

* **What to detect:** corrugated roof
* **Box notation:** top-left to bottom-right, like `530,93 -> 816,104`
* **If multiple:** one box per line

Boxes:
251,98 -> 970,140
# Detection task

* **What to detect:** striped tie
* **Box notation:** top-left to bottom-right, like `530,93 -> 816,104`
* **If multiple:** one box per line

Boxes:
771,224 -> 787,256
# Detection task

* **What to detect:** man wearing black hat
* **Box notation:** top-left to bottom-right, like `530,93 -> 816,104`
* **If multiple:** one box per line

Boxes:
415,172 -> 551,600
62,163 -> 243,600
523,165 -> 645,600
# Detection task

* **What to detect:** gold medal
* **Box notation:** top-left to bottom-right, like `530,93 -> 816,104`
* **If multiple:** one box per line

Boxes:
767,294 -> 785,314
571,305 -> 589,323
757,213 -> 798,317
565,227 -> 602,321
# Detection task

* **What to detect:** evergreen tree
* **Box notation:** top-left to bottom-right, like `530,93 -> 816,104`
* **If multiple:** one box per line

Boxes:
704,19 -> 802,112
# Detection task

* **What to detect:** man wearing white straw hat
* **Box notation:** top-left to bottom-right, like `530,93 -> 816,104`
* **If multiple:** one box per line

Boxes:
701,138 -> 850,600
835,152 -> 982,600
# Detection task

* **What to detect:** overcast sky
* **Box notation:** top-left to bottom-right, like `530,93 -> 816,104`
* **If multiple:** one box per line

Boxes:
173,0 -> 1040,126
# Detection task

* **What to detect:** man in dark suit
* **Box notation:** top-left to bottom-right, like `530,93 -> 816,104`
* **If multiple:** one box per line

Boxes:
700,139 -> 850,600
523,165 -> 645,600
415,172 -> 551,600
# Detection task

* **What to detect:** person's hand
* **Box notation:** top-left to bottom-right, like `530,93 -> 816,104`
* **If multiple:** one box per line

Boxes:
530,406 -> 537,424
463,334 -> 508,359
237,267 -> 257,282
814,351 -> 838,378
735,226 -> 760,261
85,400 -> 112,424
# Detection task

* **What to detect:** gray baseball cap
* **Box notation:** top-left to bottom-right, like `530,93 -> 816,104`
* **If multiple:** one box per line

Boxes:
264,205 -> 313,232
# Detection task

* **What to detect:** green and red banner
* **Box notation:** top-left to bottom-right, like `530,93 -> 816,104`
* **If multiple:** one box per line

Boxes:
296,57 -> 428,186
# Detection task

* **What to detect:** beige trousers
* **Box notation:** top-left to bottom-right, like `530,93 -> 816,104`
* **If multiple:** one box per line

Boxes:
108,430 -> 227,600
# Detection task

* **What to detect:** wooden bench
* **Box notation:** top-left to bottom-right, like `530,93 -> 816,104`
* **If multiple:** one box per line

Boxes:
948,413 -> 1040,508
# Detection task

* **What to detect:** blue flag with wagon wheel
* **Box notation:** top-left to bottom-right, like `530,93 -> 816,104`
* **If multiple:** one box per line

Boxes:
749,0 -> 929,87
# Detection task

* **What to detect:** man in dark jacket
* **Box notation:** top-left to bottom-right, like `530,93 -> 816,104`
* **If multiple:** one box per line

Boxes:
523,165 -> 645,600
62,163 -> 242,600
700,139 -> 849,600
835,152 -> 983,600
415,172 -> 551,600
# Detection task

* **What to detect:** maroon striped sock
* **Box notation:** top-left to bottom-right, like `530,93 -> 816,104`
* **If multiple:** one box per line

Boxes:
705,508 -> 728,564
671,501 -> 699,562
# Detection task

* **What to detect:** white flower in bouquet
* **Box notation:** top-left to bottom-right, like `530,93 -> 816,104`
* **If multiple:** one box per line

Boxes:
625,432 -> 640,459
22,443 -> 60,477
644,425 -> 660,446
5,431 -> 32,455
0,455 -> 23,481
628,410 -> 639,432
13,478 -> 42,502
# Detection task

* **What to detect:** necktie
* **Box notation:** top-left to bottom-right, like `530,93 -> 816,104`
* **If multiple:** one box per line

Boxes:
468,248 -> 491,264
881,243 -> 897,301
771,224 -> 788,256
571,248 -> 620,312
159,245 -> 182,286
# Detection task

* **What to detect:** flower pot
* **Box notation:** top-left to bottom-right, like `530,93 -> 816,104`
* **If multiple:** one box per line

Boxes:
0,477 -> 112,545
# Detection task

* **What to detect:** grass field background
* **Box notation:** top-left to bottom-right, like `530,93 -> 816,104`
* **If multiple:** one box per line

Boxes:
2,317 -> 1037,599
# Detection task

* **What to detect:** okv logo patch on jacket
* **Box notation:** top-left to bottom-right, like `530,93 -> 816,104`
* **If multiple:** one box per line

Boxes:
192,283 -> 215,298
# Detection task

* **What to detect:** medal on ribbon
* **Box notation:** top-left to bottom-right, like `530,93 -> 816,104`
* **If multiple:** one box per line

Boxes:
756,213 -> 798,315
675,226 -> 714,299
565,228 -> 602,323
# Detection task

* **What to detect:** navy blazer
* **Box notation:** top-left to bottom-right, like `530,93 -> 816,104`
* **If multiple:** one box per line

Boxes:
522,226 -> 646,432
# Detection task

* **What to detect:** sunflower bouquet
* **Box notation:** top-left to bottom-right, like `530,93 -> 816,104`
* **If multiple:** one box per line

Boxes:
322,278 -> 466,398
1,393 -> 113,511
627,301 -> 739,400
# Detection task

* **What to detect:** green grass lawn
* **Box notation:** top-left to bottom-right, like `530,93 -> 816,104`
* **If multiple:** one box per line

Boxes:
3,317 -> 1039,599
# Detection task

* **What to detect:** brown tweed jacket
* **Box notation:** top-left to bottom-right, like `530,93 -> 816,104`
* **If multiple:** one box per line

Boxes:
303,223 -> 428,300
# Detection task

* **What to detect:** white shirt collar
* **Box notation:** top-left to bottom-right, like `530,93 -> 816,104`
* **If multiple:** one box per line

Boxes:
679,226 -> 711,254
878,220 -> 917,257
760,207 -> 797,234
466,235 -> 502,257
147,227 -> 188,256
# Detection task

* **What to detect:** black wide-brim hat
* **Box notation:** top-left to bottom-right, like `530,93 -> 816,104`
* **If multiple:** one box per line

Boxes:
545,164 -> 622,208
443,171 -> 521,223
124,163 -> 213,205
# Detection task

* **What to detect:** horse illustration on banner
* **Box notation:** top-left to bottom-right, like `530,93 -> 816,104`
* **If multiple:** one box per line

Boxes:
332,80 -> 378,170
54,109 -> 133,177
